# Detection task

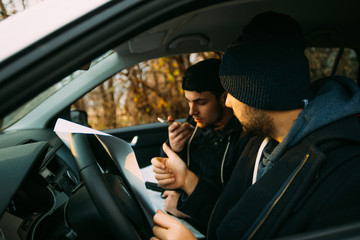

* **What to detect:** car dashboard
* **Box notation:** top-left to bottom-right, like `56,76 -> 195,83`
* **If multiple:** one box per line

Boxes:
0,129 -> 81,240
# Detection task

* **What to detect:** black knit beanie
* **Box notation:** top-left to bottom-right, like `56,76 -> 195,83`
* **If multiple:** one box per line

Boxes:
220,11 -> 312,110
182,58 -> 224,95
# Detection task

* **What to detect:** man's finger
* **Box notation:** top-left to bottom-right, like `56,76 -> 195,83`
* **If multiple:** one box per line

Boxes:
153,210 -> 178,228
174,131 -> 193,144
167,115 -> 175,122
154,172 -> 174,180
152,226 -> 167,240
162,190 -> 173,198
168,120 -> 182,132
152,166 -> 171,174
162,143 -> 178,160
157,178 -> 175,186
151,157 -> 167,169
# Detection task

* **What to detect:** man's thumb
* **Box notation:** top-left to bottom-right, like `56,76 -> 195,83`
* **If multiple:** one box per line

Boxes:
162,142 -> 176,158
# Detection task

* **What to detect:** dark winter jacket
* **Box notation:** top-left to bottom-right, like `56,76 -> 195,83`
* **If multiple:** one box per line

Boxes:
207,76 -> 360,239
160,115 -> 251,234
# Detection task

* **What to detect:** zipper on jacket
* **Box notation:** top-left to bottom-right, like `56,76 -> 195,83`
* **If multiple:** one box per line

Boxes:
187,126 -> 231,184
220,136 -> 231,184
243,154 -> 310,240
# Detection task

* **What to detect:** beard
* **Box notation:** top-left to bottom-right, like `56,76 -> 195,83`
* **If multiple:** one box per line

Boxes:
240,105 -> 275,137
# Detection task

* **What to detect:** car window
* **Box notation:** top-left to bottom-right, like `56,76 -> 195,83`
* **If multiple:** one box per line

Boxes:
73,48 -> 358,131
306,47 -> 359,83
0,51 -> 114,130
71,52 -> 222,130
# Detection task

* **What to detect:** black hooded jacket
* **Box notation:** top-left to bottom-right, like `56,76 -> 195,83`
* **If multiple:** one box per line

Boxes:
207,77 -> 360,239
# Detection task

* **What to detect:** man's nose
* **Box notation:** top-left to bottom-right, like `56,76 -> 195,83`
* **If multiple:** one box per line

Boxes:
189,103 -> 198,116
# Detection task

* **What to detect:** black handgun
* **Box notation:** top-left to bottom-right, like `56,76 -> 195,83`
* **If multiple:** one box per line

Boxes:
145,181 -> 164,192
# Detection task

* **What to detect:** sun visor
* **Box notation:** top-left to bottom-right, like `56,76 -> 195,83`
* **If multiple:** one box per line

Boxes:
128,31 -> 167,53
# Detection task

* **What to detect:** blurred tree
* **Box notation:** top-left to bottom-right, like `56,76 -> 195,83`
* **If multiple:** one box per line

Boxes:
73,52 -> 221,130
0,0 -> 37,20
305,48 -> 358,82
0,0 -> 9,19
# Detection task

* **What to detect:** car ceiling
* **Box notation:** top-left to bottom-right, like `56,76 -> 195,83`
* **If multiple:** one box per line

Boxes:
117,0 -> 360,60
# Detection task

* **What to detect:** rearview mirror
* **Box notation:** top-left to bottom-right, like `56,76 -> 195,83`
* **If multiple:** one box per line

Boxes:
70,109 -> 88,126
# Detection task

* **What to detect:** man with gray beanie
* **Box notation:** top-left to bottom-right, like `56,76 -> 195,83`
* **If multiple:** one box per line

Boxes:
151,11 -> 360,240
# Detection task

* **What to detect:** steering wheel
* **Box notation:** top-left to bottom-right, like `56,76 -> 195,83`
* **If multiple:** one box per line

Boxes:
69,133 -> 153,239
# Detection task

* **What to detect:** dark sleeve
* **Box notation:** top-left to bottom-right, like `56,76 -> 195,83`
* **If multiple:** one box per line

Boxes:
159,138 -> 170,157
177,176 -> 222,234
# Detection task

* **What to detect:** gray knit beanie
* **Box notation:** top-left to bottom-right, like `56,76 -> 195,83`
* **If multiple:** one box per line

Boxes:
220,11 -> 312,110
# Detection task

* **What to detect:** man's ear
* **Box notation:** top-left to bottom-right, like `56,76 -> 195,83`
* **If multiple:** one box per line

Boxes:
220,92 -> 228,107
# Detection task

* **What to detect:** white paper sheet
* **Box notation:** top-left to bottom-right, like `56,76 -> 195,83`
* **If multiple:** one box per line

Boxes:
54,118 -> 205,239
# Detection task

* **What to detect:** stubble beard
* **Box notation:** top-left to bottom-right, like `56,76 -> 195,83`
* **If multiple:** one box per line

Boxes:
241,105 -> 275,137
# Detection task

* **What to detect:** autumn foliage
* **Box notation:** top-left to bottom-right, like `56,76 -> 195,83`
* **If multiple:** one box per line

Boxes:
72,52 -> 222,130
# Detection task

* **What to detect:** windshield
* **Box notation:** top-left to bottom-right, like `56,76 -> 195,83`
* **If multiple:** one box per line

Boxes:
0,72 -> 82,130
0,50 -> 113,130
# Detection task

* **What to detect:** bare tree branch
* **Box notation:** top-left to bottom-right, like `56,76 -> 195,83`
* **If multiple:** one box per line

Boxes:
0,0 -> 9,19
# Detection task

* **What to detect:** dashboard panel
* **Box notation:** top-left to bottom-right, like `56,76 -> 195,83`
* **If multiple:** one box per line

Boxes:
0,129 -> 80,240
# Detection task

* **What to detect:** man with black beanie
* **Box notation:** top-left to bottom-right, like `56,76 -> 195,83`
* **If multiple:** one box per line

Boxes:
151,11 -> 360,240
156,58 -> 251,234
